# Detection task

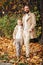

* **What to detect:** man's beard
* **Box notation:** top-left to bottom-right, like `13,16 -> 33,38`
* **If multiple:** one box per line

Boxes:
24,11 -> 29,14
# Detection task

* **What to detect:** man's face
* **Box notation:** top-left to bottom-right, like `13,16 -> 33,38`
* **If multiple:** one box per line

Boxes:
24,6 -> 30,13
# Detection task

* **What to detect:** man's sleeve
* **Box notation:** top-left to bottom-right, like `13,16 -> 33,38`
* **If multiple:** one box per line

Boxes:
29,13 -> 36,31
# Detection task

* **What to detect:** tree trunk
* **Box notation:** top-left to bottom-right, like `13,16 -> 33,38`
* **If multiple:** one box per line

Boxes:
39,0 -> 43,44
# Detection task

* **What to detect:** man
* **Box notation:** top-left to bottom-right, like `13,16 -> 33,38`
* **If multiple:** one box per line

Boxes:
22,4 -> 36,58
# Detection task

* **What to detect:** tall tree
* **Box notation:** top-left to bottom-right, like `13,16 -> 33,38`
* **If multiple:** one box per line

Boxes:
39,0 -> 43,44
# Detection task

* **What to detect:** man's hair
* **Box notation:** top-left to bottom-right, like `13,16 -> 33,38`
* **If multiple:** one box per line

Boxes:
23,3 -> 31,9
24,4 -> 29,7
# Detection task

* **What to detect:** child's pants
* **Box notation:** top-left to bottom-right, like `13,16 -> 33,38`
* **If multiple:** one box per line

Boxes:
15,39 -> 23,58
23,31 -> 30,57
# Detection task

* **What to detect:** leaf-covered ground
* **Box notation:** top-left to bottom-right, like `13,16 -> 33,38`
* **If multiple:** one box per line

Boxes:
0,37 -> 43,65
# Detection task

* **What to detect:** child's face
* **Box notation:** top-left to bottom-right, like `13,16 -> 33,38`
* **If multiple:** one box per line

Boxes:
17,19 -> 22,25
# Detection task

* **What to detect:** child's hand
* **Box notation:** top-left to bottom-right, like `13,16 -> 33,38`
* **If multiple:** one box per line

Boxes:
13,39 -> 16,46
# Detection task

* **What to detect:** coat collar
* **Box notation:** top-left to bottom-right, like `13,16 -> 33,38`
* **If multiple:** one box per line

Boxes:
24,11 -> 31,16
28,12 -> 31,15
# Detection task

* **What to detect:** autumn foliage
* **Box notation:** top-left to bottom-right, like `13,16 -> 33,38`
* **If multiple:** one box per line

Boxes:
0,37 -> 43,65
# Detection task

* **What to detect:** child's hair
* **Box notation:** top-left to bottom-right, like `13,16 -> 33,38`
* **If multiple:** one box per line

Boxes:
17,17 -> 22,21
17,17 -> 23,26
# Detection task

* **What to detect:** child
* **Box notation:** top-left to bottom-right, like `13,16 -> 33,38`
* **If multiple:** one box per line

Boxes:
13,19 -> 23,59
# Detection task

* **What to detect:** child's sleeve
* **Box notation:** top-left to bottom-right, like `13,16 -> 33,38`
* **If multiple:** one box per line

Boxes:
13,25 -> 17,40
